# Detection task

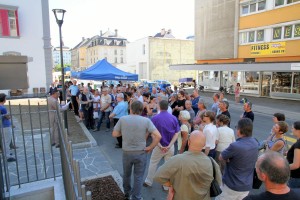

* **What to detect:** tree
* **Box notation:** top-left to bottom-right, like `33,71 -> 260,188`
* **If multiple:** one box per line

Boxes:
53,64 -> 70,72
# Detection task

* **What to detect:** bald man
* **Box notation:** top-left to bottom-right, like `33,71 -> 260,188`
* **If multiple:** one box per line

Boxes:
244,151 -> 300,200
154,131 -> 222,200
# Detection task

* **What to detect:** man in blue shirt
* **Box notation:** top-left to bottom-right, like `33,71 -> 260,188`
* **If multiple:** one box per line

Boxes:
0,93 -> 16,162
110,93 -> 128,148
216,118 -> 258,200
191,89 -> 200,114
68,80 -> 79,116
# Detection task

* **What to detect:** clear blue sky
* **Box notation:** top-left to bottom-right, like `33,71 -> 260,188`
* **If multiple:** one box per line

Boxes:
49,0 -> 194,48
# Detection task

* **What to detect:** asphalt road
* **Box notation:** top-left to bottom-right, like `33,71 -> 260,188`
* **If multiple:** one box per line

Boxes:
91,91 -> 299,200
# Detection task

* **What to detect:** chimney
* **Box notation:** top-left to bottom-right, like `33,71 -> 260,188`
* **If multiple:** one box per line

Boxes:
115,29 -> 118,37
161,28 -> 166,36
82,37 -> 85,41
100,30 -> 103,36
167,29 -> 172,34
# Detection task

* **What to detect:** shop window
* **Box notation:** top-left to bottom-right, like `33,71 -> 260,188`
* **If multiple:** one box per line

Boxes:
0,8 -> 19,37
292,72 -> 300,94
272,72 -> 292,93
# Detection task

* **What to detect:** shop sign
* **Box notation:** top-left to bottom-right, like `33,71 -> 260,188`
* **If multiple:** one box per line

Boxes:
250,42 -> 286,56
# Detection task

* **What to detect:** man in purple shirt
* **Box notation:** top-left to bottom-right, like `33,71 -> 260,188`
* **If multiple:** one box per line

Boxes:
143,100 -> 180,190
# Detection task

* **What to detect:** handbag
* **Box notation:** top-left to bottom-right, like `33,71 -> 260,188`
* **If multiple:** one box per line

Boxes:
252,168 -> 262,189
93,111 -> 99,119
209,157 -> 222,197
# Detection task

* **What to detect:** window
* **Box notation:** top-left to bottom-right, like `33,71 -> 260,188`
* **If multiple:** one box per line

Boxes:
272,72 -> 292,93
241,0 -> 266,15
284,25 -> 292,38
273,27 -> 282,40
114,50 -> 117,55
121,57 -> 124,63
248,31 -> 255,43
292,72 -> 300,94
275,0 -> 300,6
114,57 -> 118,63
142,44 -> 146,55
0,8 -> 19,37
240,32 -> 247,44
256,30 -> 264,41
120,50 -> 123,55
295,24 -> 300,37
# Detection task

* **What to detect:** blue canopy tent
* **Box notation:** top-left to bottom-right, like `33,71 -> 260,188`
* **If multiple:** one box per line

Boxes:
71,71 -> 80,79
78,59 -> 138,81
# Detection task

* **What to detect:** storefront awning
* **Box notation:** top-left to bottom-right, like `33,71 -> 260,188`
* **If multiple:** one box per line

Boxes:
170,62 -> 300,72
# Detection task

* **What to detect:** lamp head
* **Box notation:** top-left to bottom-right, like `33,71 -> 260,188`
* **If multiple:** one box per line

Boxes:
52,9 -> 66,25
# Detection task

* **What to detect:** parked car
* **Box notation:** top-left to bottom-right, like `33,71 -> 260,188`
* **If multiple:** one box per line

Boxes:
153,80 -> 171,89
179,78 -> 194,88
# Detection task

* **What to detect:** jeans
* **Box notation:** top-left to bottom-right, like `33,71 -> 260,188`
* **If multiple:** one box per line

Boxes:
123,151 -> 147,200
288,177 -> 300,188
97,111 -> 110,129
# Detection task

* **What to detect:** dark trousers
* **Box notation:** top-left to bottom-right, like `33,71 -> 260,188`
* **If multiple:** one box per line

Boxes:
114,118 -> 122,147
71,96 -> 79,116
83,107 -> 94,129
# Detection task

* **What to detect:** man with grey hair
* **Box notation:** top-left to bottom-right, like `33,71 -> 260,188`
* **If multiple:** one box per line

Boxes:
151,87 -> 158,98
96,87 -> 112,131
243,151 -> 300,199
185,100 -> 195,125
218,100 -> 231,127
242,102 -> 254,122
112,101 -> 161,200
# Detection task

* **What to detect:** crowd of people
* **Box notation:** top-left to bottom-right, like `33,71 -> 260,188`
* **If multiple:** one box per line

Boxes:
46,80 -> 300,200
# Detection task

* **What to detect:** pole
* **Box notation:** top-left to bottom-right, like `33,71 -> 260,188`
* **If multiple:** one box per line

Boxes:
58,24 -> 68,129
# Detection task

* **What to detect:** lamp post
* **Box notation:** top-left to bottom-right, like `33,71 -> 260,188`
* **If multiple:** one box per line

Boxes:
52,9 -> 68,129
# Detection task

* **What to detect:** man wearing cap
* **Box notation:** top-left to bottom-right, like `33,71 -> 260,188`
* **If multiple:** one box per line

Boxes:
47,88 -> 61,148
218,100 -> 231,127
109,93 -> 128,148
0,93 -> 16,162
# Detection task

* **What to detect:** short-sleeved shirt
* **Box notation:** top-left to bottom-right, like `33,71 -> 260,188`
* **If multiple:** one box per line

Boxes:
243,111 -> 254,122
203,123 -> 217,149
0,105 -> 11,127
114,115 -> 157,151
243,190 -> 300,200
211,102 -> 219,114
287,139 -> 300,178
93,95 -> 100,109
216,126 -> 235,152
221,137 -> 259,191
178,124 -> 191,150
101,94 -> 112,112
112,101 -> 128,119
151,111 -> 180,147
69,85 -> 79,96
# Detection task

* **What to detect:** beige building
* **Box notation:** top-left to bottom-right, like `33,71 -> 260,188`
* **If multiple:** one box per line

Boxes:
127,29 -> 196,84
71,37 -> 91,71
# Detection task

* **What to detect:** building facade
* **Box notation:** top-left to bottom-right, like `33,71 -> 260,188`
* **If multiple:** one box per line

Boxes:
172,0 -> 300,100
127,30 -> 196,84
52,46 -> 71,67
71,37 -> 91,71
0,0 -> 52,96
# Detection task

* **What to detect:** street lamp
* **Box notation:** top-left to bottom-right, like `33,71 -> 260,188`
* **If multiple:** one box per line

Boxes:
52,9 -> 68,129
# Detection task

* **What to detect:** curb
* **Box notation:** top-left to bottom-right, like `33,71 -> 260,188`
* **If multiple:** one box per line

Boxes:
72,117 -> 97,149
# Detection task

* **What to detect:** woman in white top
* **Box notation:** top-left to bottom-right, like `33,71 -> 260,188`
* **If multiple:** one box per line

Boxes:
92,90 -> 101,131
201,111 -> 218,158
215,114 -> 235,173
178,110 -> 191,154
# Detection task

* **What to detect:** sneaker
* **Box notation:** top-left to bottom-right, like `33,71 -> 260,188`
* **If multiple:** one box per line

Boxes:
93,129 -> 99,132
143,182 -> 151,187
7,157 -> 16,162
162,185 -> 169,191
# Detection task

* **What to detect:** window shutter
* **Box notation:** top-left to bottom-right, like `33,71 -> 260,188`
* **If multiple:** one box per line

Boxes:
15,10 -> 19,36
0,9 -> 10,36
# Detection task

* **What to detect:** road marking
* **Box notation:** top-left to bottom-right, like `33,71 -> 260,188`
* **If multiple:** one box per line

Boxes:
285,135 -> 297,144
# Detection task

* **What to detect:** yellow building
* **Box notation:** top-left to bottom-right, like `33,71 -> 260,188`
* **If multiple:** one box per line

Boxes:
173,0 -> 300,100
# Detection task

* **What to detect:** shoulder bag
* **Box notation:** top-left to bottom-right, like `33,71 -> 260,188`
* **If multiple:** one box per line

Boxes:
209,157 -> 222,197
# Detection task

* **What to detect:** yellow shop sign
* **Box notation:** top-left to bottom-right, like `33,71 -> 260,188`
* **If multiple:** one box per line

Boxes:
250,42 -> 286,56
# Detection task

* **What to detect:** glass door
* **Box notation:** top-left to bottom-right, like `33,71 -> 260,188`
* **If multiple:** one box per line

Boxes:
261,72 -> 271,96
